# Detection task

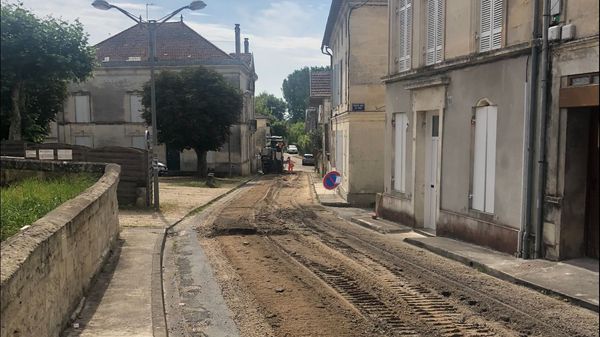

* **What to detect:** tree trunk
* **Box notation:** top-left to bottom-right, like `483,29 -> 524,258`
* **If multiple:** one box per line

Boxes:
8,81 -> 23,141
195,148 -> 208,178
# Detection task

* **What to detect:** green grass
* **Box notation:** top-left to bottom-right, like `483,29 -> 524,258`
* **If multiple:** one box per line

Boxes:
0,173 -> 98,241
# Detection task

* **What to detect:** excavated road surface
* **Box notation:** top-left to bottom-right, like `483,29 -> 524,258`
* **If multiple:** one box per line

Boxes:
166,173 -> 599,337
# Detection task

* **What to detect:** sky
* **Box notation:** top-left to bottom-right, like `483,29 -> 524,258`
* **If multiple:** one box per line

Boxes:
10,0 -> 332,98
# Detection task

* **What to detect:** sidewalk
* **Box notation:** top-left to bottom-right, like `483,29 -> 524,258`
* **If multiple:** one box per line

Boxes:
405,236 -> 599,312
311,192 -> 599,312
63,176 -> 248,337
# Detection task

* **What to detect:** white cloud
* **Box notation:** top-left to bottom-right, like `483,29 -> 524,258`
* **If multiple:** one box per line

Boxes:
9,0 -> 330,97
185,20 -> 328,97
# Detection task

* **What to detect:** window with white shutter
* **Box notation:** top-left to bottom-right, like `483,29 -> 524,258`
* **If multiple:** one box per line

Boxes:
393,113 -> 408,192
472,105 -> 497,213
129,94 -> 144,123
426,0 -> 444,65
479,0 -> 503,52
74,94 -> 91,123
398,0 -> 412,72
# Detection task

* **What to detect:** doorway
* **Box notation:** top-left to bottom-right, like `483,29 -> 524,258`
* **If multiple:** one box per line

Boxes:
585,109 -> 599,259
563,107 -> 599,259
166,145 -> 181,171
424,112 -> 440,231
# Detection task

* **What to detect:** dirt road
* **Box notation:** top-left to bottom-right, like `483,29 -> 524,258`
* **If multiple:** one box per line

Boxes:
164,173 -> 599,337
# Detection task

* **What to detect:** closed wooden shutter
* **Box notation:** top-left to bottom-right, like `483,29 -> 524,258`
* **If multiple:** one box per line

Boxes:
491,0 -> 503,50
480,0 -> 502,52
398,0 -> 412,71
394,113 -> 408,192
472,106 -> 497,213
426,0 -> 444,65
75,95 -> 91,123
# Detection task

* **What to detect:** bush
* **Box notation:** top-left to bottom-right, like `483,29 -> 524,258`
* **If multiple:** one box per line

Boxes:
0,173 -> 97,241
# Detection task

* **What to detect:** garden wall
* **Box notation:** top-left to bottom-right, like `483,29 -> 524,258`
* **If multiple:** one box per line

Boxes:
0,142 -> 149,205
0,158 -> 120,337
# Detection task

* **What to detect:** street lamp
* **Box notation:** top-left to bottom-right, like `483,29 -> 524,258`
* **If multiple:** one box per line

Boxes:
92,0 -> 206,210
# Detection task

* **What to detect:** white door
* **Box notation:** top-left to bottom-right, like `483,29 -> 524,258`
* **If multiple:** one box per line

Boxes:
424,112 -> 440,230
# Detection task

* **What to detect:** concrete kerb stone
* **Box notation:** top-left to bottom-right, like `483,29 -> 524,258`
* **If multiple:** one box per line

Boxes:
151,175 -> 259,337
404,237 -> 600,313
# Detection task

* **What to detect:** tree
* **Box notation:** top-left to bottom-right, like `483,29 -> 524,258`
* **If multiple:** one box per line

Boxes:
142,67 -> 242,177
255,92 -> 286,121
281,66 -> 329,122
270,120 -> 288,139
1,4 -> 95,141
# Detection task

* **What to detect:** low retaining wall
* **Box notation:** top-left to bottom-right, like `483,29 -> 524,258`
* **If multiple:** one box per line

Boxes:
0,158 -> 120,337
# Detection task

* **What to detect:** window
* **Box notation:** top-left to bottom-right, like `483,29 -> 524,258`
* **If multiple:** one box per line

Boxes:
426,0 -> 444,65
74,94 -> 90,123
472,105 -> 497,213
132,136 -> 146,149
393,113 -> 408,192
129,94 -> 144,123
74,136 -> 92,147
479,0 -> 503,52
398,0 -> 413,71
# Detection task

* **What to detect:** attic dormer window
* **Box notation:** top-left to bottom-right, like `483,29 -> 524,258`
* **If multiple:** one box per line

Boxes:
127,56 -> 142,62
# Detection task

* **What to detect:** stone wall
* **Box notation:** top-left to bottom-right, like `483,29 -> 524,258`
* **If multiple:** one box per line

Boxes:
0,158 -> 120,337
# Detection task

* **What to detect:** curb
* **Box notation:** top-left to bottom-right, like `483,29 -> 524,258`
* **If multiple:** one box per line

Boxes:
350,216 -> 413,234
151,175 -> 259,337
404,237 -> 599,313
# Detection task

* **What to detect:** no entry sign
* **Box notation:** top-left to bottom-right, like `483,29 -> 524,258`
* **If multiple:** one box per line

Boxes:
323,171 -> 342,190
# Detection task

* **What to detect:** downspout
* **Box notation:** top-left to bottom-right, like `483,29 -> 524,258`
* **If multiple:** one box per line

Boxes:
321,44 -> 333,173
520,0 -> 541,259
534,0 -> 551,259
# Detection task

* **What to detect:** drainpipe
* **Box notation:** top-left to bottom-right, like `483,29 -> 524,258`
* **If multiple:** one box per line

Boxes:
534,0 -> 551,259
520,0 -> 541,259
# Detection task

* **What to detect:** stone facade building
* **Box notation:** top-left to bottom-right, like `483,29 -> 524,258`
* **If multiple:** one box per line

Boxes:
378,0 -> 598,260
47,20 -> 259,175
321,0 -> 388,205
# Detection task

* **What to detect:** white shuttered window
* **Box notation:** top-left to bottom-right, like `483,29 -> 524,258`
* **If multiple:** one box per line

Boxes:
480,0 -> 503,52
129,94 -> 144,122
472,106 -> 497,213
397,0 -> 412,72
74,95 -> 91,123
426,0 -> 444,65
393,113 -> 408,192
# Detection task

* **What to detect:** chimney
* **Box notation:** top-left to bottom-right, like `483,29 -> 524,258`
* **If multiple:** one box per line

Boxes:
244,38 -> 249,53
234,24 -> 241,56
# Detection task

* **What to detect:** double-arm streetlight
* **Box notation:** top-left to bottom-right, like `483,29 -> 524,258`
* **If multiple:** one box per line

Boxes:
92,0 -> 206,210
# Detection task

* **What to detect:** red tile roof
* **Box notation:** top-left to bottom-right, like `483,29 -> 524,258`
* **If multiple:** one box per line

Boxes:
310,71 -> 332,98
95,21 -> 234,64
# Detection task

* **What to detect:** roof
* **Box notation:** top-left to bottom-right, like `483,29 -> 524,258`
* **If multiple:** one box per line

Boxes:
322,0 -> 387,48
310,70 -> 332,98
95,21 -> 235,65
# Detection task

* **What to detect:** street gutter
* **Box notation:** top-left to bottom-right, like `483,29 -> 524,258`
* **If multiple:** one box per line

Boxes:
151,175 -> 259,337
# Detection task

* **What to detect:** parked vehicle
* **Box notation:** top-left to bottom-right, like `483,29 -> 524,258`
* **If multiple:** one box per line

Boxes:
287,144 -> 298,154
302,153 -> 315,166
157,162 -> 168,176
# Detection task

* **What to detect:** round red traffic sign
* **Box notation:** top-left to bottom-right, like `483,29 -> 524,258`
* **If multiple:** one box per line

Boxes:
322,171 -> 341,190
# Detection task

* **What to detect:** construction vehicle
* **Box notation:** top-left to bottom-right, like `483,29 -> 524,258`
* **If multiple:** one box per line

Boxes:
261,136 -> 285,174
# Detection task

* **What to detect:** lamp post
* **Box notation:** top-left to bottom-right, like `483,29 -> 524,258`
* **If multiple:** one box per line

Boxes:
92,0 -> 206,210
